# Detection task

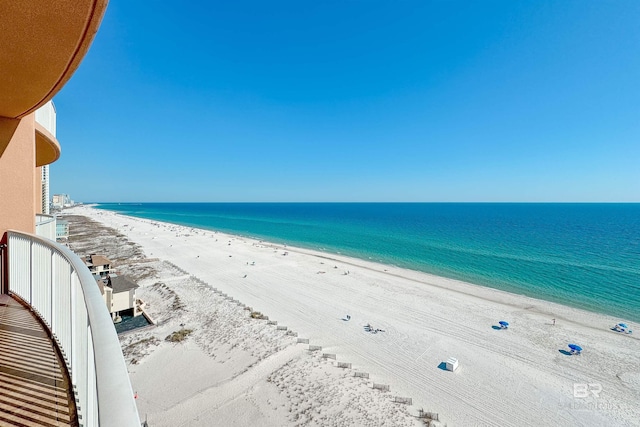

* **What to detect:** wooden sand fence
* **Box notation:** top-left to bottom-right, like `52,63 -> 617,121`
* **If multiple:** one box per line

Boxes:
165,261 -> 189,275
417,409 -> 439,422
393,396 -> 412,405
373,383 -> 390,392
274,327 -> 431,421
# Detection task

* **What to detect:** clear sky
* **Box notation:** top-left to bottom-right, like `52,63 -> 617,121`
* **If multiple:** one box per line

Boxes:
52,1 -> 640,202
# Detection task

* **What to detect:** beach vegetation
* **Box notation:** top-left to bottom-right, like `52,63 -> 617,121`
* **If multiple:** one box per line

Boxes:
122,336 -> 160,364
132,265 -> 157,282
165,328 -> 193,342
127,336 -> 157,348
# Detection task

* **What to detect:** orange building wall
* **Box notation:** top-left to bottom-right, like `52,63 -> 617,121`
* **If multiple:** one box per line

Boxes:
0,114 -> 36,235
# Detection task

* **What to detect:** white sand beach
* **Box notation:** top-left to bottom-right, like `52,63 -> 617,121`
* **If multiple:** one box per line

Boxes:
66,206 -> 640,427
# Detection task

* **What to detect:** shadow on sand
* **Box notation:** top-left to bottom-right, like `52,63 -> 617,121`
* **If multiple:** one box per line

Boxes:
437,362 -> 448,371
491,325 -> 503,330
558,349 -> 573,356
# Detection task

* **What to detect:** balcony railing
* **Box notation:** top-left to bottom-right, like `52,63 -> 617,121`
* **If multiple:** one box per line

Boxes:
6,230 -> 140,427
35,100 -> 57,136
35,213 -> 56,240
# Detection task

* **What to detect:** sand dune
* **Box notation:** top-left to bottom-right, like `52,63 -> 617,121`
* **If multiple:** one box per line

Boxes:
67,205 -> 640,427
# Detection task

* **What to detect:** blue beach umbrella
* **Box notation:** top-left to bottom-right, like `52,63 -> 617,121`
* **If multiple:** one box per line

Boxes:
617,323 -> 628,329
568,344 -> 582,352
499,321 -> 509,327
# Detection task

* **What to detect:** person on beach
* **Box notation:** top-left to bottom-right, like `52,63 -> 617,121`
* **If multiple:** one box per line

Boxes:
552,318 -> 556,325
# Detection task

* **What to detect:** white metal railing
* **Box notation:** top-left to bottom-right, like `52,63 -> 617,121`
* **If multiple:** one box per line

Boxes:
7,231 -> 140,427
35,214 -> 56,240
35,100 -> 57,136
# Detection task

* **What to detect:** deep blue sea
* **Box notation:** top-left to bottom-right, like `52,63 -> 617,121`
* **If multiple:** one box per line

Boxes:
95,203 -> 640,322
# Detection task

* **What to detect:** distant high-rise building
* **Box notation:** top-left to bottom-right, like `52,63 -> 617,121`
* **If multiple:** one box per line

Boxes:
52,193 -> 71,209
52,194 -> 62,209
41,165 -> 50,214
35,101 -> 56,215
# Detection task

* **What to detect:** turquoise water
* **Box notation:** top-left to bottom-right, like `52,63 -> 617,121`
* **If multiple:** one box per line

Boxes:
95,203 -> 640,322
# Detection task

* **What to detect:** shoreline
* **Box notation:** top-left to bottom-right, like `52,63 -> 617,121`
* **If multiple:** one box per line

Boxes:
91,205 -> 635,329
91,204 -> 638,324
66,205 -> 640,426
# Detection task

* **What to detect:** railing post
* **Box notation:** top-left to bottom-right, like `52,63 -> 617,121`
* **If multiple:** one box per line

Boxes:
69,272 -> 80,387
0,241 -> 6,294
71,270 -> 76,378
51,247 -> 55,332
29,239 -> 33,306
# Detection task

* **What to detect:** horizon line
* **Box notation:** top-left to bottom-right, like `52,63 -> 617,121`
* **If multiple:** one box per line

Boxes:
83,201 -> 640,204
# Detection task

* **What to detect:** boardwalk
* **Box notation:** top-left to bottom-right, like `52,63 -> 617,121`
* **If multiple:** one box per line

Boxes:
0,294 -> 76,426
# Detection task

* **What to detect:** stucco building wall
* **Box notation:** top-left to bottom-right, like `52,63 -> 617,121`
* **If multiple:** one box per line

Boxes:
0,114 -> 36,234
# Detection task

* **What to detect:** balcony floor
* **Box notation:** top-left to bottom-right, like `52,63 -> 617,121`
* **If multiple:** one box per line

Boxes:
0,294 -> 77,426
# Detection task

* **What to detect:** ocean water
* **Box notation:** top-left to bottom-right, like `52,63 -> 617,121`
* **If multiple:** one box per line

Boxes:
95,203 -> 640,322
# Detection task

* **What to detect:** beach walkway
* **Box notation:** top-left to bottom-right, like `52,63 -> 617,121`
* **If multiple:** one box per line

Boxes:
0,294 -> 77,426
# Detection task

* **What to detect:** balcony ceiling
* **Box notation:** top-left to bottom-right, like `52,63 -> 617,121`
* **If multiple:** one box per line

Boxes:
0,0 -> 108,120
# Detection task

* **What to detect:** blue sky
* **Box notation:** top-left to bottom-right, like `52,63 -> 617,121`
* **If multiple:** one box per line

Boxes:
53,1 -> 640,202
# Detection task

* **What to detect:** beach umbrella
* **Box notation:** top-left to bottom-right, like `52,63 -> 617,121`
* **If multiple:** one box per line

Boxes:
617,323 -> 628,329
568,344 -> 582,352
499,321 -> 509,327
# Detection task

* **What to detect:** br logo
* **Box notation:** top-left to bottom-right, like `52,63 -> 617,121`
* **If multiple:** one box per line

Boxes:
574,383 -> 602,398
